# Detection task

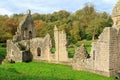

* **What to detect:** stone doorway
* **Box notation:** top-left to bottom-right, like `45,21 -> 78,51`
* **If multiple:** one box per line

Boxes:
37,47 -> 41,56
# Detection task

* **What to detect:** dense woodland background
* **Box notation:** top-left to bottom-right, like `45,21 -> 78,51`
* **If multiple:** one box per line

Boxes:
0,4 -> 113,45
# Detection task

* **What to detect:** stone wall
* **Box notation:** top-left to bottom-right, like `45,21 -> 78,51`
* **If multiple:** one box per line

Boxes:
92,27 -> 120,77
30,34 -> 52,62
72,0 -> 120,76
112,0 -> 120,27
54,26 -> 68,62
72,27 -> 120,77
109,28 -> 120,77
92,27 -> 111,76
6,10 -> 69,64
13,10 -> 35,42
6,40 -> 23,62
72,44 -> 89,70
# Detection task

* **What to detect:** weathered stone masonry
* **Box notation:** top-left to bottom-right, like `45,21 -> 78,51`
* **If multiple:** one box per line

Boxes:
54,26 -> 68,62
6,10 -> 68,63
72,0 -> 120,77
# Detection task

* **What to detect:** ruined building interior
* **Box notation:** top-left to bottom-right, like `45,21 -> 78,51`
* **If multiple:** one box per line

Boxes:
6,0 -> 120,78
6,10 -> 68,63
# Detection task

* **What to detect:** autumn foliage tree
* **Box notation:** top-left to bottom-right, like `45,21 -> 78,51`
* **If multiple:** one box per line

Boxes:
34,20 -> 47,37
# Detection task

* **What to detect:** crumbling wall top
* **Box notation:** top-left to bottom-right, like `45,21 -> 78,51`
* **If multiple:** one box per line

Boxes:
112,0 -> 120,27
112,0 -> 120,17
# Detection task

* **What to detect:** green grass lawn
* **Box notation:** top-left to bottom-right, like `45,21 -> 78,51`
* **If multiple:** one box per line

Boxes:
0,62 -> 115,80
0,44 -> 7,62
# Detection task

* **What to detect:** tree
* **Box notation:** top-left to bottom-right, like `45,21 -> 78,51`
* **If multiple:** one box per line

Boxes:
34,20 -> 47,37
4,18 -> 18,35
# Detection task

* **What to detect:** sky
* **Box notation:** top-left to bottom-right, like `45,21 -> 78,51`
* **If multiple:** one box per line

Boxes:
0,0 -> 118,16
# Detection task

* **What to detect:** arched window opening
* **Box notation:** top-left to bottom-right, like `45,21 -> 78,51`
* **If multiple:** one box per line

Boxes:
11,50 -> 14,56
23,28 -> 28,39
93,50 -> 95,60
29,31 -> 32,39
37,47 -> 41,56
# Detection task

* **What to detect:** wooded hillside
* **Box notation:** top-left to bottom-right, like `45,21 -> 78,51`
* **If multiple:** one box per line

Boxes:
0,4 -> 113,44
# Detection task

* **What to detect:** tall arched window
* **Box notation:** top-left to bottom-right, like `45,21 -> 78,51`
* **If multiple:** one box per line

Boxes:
23,28 -> 28,40
37,47 -> 41,56
29,31 -> 32,39
93,50 -> 95,60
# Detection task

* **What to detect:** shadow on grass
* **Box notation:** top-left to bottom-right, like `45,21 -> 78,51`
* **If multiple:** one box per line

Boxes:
0,67 -> 74,80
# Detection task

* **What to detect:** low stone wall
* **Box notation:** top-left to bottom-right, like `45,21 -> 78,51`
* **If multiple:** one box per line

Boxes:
6,40 -> 23,62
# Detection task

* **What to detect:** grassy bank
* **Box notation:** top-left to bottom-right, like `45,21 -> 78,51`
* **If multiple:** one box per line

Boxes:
0,42 -> 115,80
0,62 -> 115,80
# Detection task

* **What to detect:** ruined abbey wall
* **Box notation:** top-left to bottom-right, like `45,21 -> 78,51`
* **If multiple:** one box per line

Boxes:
6,0 -> 120,77
72,25 -> 120,77
92,27 -> 111,76
54,26 -> 68,62
30,34 -> 52,62
6,40 -> 23,62
108,28 -> 120,76
72,0 -> 120,77
6,10 -> 69,64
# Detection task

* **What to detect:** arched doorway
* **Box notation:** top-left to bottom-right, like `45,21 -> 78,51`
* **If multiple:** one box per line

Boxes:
37,47 -> 41,56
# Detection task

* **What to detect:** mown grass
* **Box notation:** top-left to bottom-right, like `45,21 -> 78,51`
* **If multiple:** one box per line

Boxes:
0,62 -> 115,80
0,43 -> 7,62
0,43 -> 115,80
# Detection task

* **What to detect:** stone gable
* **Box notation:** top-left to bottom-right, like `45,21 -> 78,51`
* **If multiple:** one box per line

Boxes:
6,10 -> 69,64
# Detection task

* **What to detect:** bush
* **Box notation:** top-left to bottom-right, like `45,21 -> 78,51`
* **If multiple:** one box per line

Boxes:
68,47 -> 75,58
50,47 -> 56,53
86,34 -> 92,40
68,35 -> 77,44
0,43 -> 6,47
75,42 -> 81,47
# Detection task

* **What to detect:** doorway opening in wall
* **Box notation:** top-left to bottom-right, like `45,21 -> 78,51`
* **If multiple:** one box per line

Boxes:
37,47 -> 41,56
10,59 -> 15,63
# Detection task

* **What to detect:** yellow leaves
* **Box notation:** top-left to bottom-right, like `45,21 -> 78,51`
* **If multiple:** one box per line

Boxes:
34,20 -> 46,29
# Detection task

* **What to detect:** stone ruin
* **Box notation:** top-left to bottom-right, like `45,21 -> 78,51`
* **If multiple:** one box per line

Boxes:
72,44 -> 90,70
6,10 -> 68,63
6,0 -> 120,78
54,26 -> 68,62
72,0 -> 120,78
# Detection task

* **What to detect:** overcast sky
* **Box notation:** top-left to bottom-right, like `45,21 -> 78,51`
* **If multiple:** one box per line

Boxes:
0,0 -> 118,15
